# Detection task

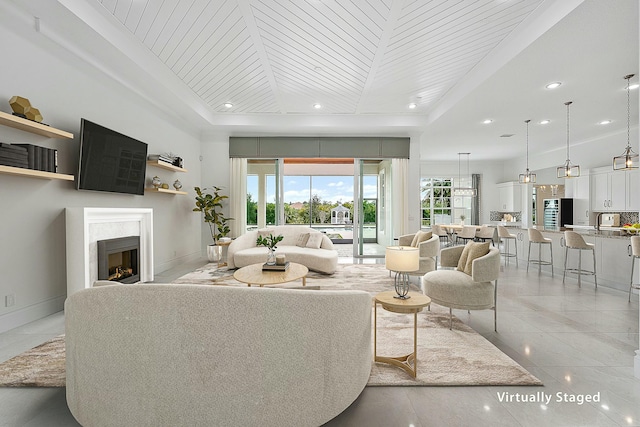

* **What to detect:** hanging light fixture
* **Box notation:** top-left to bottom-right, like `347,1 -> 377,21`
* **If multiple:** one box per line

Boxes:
613,74 -> 638,170
453,152 -> 477,197
519,119 -> 537,184
557,101 -> 580,178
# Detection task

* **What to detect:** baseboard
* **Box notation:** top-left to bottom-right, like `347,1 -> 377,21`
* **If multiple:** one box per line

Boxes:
0,295 -> 66,334
154,251 -> 202,275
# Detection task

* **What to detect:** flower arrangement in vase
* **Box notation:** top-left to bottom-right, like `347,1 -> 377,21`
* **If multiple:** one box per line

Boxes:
256,234 -> 284,265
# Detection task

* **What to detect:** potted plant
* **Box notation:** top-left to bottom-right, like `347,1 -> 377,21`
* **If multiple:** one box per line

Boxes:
193,186 -> 233,262
256,233 -> 284,265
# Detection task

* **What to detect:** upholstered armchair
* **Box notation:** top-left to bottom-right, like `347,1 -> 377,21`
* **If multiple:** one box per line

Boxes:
397,231 -> 440,276
422,244 -> 500,331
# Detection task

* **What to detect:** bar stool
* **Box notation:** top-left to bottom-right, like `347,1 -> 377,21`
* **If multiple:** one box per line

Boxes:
497,226 -> 518,267
563,231 -> 597,288
629,235 -> 640,302
527,228 -> 553,276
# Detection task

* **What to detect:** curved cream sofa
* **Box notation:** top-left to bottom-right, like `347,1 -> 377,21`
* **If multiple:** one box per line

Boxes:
227,225 -> 339,274
65,284 -> 372,427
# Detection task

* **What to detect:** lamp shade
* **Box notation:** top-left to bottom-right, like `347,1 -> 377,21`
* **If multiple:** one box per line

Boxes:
385,246 -> 419,272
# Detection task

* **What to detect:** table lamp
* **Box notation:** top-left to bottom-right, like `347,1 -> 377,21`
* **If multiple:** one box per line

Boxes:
385,246 -> 419,299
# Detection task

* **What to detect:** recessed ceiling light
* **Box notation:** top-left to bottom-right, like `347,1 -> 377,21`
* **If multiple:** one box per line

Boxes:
545,82 -> 562,89
539,120 -> 551,125
629,83 -> 639,90
224,102 -> 233,108
313,103 -> 322,109
408,103 -> 417,109
483,119 -> 493,124
598,120 -> 612,125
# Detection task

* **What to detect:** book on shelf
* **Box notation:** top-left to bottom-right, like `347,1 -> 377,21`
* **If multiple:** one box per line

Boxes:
262,261 -> 290,271
0,157 -> 29,168
13,144 -> 57,172
0,148 -> 28,161
148,154 -> 174,163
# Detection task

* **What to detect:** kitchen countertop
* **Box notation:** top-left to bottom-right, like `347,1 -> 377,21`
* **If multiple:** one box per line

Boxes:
526,225 -> 636,240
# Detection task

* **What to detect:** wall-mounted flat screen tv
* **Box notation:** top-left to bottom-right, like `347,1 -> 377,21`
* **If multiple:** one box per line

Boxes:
77,119 -> 148,195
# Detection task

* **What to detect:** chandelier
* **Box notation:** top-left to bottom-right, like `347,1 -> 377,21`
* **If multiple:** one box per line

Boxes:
556,101 -> 580,178
519,119 -> 536,183
453,152 -> 477,197
613,74 -> 638,170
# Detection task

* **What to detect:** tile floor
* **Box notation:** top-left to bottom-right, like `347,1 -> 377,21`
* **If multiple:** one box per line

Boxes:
0,256 -> 638,427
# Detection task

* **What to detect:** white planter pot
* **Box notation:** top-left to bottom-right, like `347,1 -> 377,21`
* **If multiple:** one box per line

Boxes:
207,245 -> 222,262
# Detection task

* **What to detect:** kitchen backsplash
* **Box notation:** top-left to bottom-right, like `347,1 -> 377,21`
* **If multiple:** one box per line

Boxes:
490,211 -> 521,221
617,212 -> 639,224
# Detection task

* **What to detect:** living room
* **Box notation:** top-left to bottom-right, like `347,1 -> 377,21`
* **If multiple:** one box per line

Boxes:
0,0 -> 639,425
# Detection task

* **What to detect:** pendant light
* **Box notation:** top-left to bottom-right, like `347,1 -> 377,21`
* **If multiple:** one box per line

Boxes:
556,101 -> 580,178
519,119 -> 536,183
453,152 -> 477,197
613,74 -> 638,170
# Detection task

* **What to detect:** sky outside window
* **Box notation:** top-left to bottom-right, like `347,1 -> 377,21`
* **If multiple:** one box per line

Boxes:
248,175 -> 377,203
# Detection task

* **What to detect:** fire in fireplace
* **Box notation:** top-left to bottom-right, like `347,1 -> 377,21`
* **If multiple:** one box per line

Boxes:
97,236 -> 140,284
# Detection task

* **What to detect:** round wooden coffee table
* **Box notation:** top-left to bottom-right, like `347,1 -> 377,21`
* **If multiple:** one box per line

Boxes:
374,291 -> 431,378
233,262 -> 308,287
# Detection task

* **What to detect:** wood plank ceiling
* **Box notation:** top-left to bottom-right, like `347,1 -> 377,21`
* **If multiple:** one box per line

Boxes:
94,0 -> 544,115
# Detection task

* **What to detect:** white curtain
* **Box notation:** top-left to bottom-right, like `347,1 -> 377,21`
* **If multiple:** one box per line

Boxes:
229,158 -> 247,238
392,158 -> 409,237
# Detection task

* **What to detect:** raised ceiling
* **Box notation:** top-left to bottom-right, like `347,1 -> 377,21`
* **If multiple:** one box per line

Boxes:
6,0 -> 639,163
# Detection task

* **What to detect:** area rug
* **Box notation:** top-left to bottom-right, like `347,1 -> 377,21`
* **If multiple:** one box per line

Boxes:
0,263 -> 541,387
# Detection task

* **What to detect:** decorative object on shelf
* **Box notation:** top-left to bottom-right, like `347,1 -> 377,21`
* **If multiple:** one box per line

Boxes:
276,254 -> 286,265
193,186 -> 233,262
161,183 -> 169,189
148,154 -> 174,164
8,96 -> 43,123
460,214 -> 466,226
173,179 -> 182,191
256,234 -> 284,265
173,157 -> 183,168
557,101 -> 580,178
385,246 -> 419,299
25,107 -> 43,123
613,74 -> 638,170
152,176 -> 161,188
9,96 -> 31,117
453,152 -> 477,197
518,119 -> 537,183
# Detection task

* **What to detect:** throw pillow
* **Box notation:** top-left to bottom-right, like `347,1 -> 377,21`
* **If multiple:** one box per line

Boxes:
458,242 -> 491,275
410,230 -> 433,247
305,233 -> 323,249
257,228 -> 274,240
457,241 -> 474,272
296,233 -> 310,248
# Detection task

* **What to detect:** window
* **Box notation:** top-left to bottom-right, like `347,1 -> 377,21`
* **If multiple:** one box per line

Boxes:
421,178 -> 453,226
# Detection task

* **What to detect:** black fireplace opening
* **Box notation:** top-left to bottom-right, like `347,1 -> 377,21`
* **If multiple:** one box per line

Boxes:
97,236 -> 140,284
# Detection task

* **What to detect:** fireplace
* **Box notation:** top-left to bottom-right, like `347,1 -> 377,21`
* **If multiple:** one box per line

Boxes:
97,236 -> 140,284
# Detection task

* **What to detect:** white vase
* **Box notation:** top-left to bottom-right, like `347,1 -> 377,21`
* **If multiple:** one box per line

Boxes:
207,245 -> 221,262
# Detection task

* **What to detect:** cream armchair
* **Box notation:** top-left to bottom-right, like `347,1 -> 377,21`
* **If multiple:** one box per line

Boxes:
397,231 -> 440,276
422,244 -> 500,331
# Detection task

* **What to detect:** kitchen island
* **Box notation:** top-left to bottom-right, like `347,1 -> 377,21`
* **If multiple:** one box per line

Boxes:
508,226 -> 638,293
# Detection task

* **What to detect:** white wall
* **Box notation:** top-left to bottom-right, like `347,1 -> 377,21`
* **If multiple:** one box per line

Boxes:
0,20 -> 202,331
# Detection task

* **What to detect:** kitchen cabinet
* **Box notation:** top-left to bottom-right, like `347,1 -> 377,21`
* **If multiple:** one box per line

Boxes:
626,170 -> 639,211
591,170 -> 626,211
570,175 -> 591,225
497,182 -> 521,212
541,231 -> 566,272
597,238 -> 636,292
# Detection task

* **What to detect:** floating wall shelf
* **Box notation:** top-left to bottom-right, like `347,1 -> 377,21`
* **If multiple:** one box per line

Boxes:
146,160 -> 187,172
0,165 -> 74,181
0,111 -> 74,139
145,187 -> 187,195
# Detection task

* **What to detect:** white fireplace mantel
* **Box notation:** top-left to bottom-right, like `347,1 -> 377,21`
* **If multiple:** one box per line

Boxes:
66,207 -> 153,295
